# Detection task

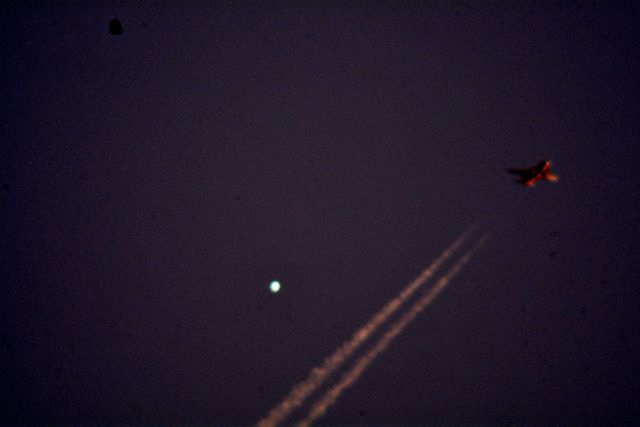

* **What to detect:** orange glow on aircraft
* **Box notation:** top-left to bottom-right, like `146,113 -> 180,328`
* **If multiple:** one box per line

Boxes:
507,160 -> 558,187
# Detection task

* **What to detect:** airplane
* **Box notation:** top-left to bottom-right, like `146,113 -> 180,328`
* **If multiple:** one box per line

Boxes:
507,160 -> 558,187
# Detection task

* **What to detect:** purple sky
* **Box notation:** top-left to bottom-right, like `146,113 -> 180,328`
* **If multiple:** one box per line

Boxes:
2,3 -> 639,426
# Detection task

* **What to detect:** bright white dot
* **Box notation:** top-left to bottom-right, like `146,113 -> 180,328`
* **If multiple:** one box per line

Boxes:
269,280 -> 281,293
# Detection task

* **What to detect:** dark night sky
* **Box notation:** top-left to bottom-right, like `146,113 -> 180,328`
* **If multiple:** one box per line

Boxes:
2,2 -> 639,426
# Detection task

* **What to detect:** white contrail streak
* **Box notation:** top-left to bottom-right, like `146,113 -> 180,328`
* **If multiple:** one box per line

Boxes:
297,233 -> 491,427
257,225 -> 477,427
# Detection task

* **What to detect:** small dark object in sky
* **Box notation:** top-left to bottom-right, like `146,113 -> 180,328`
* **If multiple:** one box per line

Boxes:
2,182 -> 8,191
109,19 -> 122,35
580,306 -> 587,315
507,160 -> 557,187
358,409 -> 366,417
549,251 -> 556,258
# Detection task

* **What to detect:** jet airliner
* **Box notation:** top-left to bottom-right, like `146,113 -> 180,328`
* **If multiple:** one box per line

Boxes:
507,160 -> 558,187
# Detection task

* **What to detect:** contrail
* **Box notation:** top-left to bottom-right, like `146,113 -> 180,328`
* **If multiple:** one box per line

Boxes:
297,233 -> 491,427
257,225 -> 477,427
